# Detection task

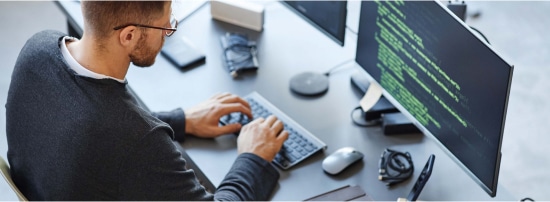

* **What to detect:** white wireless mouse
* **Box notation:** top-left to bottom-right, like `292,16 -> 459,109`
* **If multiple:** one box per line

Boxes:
322,147 -> 364,175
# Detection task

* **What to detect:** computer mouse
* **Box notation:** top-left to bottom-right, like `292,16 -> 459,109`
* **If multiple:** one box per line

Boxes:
322,147 -> 364,175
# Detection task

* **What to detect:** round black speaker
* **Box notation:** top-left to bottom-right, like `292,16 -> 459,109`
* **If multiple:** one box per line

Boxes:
289,72 -> 329,96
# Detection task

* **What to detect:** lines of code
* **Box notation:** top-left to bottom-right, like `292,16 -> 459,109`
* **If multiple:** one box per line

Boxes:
356,0 -> 513,192
373,0 -> 468,129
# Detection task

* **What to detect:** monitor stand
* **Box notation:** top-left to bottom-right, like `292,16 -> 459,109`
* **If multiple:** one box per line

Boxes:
350,70 -> 421,135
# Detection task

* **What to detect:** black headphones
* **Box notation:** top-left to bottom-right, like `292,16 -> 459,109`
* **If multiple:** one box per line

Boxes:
378,148 -> 414,186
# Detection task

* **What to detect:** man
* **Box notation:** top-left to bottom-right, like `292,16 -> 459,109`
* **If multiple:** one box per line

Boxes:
6,1 -> 288,200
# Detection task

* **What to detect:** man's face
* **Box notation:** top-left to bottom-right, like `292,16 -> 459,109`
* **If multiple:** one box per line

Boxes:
129,2 -> 171,67
129,31 -> 164,67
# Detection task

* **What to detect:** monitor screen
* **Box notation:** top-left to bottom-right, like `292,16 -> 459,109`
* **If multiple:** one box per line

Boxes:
282,1 -> 347,46
355,0 -> 513,197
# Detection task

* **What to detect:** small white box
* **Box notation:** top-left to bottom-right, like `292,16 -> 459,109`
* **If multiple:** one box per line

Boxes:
210,0 -> 264,32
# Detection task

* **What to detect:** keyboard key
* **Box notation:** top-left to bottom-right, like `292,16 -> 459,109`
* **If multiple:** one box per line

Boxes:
304,145 -> 314,152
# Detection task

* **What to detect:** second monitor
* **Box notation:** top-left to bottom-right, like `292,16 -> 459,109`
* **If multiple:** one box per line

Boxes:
282,1 -> 347,46
283,1 -> 348,96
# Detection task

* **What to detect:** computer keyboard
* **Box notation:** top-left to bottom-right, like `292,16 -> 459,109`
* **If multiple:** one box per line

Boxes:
219,91 -> 327,170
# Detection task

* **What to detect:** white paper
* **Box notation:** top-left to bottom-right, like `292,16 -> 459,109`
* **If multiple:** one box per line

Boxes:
359,81 -> 383,112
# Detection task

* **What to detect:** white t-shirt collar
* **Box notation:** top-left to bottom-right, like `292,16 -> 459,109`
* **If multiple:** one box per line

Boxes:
60,36 -> 126,83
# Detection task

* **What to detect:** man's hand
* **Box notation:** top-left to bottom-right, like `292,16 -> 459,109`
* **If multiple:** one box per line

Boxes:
184,93 -> 253,138
237,115 -> 289,162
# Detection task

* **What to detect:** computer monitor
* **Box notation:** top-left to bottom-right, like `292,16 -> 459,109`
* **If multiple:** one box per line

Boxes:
283,1 -> 348,96
282,1 -> 347,46
355,0 -> 513,197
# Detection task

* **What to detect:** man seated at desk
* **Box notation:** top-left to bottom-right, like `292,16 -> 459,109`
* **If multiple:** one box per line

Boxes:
5,1 -> 288,200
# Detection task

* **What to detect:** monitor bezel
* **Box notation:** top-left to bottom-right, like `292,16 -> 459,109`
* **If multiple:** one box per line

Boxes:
281,1 -> 347,46
354,0 -> 514,197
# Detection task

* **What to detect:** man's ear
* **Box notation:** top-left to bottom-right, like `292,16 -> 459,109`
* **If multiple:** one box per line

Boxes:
118,26 -> 139,51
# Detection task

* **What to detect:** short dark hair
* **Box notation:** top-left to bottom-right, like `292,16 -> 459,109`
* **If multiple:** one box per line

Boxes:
81,1 -> 169,39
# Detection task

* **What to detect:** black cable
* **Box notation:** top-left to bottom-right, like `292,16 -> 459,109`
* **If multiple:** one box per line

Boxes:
351,106 -> 381,127
469,26 -> 490,45
346,25 -> 358,36
323,59 -> 355,76
378,149 -> 414,187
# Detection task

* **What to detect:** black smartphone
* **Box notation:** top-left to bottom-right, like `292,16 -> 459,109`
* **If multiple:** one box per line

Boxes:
161,36 -> 205,70
407,154 -> 435,201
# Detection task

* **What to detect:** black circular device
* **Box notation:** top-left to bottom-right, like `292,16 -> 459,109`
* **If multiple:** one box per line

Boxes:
289,72 -> 329,96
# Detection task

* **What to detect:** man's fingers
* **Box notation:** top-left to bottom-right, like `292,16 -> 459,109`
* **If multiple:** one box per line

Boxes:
212,92 -> 232,100
248,117 -> 265,125
271,119 -> 284,132
217,94 -> 251,109
276,130 -> 289,145
217,103 -> 253,119
264,115 -> 278,126
216,123 -> 242,135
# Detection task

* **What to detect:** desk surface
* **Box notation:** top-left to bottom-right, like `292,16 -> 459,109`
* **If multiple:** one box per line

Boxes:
56,1 -> 513,200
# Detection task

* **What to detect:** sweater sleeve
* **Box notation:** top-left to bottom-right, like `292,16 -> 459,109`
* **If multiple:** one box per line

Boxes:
120,127 -> 279,201
151,108 -> 186,141
215,153 -> 280,201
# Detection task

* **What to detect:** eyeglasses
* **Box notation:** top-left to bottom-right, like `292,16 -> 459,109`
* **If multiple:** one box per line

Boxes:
113,14 -> 178,37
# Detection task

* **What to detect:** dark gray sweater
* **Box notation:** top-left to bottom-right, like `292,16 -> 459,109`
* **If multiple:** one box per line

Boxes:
5,30 -> 279,201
